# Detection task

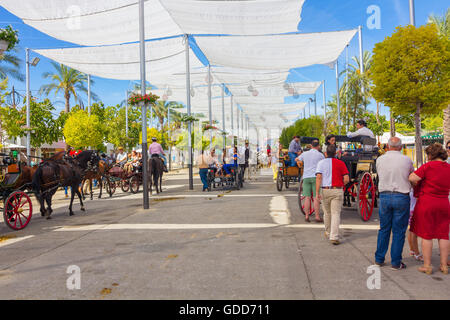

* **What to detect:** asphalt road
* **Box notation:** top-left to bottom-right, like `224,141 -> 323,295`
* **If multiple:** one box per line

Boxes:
0,169 -> 448,300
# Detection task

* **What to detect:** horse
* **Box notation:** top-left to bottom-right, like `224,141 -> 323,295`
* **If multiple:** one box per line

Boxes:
148,155 -> 164,194
81,159 -> 109,200
32,150 -> 100,219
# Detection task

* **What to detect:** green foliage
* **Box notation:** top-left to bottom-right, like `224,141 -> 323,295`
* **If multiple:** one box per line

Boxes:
363,112 -> 389,137
0,93 -> 63,148
422,114 -> 443,133
371,24 -> 450,116
63,110 -> 105,149
0,48 -> 24,81
105,104 -> 141,151
280,116 -> 324,147
0,25 -> 19,51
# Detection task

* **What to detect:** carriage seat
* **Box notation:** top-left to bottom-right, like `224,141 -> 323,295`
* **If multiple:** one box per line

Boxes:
3,173 -> 21,187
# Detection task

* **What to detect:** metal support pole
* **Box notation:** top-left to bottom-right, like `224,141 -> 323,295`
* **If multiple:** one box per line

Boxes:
208,64 -> 212,146
25,48 -> 31,165
222,84 -> 226,150
139,0 -> 149,209
323,80 -> 327,133
125,91 -> 129,138
409,0 -> 415,26
168,106 -> 171,171
231,95 -> 234,141
314,93 -> 317,116
237,105 -> 240,142
185,34 -> 193,190
345,44 -> 349,131
336,62 -> 341,135
87,74 -> 91,115
241,110 -> 244,141
358,26 -> 364,76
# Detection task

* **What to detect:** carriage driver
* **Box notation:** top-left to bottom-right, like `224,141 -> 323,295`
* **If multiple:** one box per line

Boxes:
347,120 -> 375,139
148,137 -> 169,172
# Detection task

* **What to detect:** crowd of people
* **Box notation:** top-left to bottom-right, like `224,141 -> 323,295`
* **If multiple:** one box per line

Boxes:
270,119 -> 449,275
197,141 -> 251,192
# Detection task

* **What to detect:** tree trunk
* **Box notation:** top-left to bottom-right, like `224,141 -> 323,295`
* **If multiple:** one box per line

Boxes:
65,91 -> 70,113
376,102 -> 381,125
389,108 -> 396,137
443,104 -> 450,146
414,102 -> 423,167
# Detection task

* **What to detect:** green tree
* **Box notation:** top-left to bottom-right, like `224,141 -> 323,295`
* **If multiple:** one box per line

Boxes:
39,62 -> 98,113
363,111 -> 389,137
371,25 -> 450,165
280,116 -> 324,147
105,104 -> 141,150
63,110 -> 105,150
428,8 -> 450,144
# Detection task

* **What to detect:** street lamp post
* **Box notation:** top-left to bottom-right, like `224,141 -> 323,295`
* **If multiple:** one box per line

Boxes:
25,48 -> 40,166
409,0 -> 415,26
138,0 -> 149,209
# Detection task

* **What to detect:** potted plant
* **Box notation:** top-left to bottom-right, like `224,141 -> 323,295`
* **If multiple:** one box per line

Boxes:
0,25 -> 19,54
128,92 -> 159,107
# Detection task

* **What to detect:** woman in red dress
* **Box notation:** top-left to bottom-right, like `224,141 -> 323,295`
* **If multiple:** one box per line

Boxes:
409,143 -> 450,275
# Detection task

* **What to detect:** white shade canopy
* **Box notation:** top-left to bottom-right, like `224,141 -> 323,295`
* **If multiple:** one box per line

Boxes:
160,0 -> 305,36
2,0 -> 304,46
34,37 -> 204,81
195,29 -> 358,71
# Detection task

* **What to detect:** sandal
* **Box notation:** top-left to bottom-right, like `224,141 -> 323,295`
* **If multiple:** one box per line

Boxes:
410,251 -> 424,262
305,216 -> 311,223
315,217 -> 324,223
440,265 -> 449,275
418,265 -> 433,275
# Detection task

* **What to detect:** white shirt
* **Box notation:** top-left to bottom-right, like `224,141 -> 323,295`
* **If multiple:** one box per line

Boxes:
237,146 -> 246,165
116,152 -> 127,162
296,148 -> 325,179
376,151 -> 414,194
347,127 -> 375,139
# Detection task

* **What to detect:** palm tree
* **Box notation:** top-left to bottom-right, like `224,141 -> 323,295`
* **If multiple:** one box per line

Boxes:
340,51 -> 373,131
428,9 -> 450,144
39,62 -> 98,113
0,49 -> 24,82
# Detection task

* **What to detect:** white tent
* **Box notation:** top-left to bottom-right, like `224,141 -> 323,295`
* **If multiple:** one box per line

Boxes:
2,0 -> 305,46
195,29 -> 358,70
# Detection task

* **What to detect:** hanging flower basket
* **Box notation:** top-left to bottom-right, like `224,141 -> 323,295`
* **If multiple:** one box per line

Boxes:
128,92 -> 159,106
203,124 -> 219,132
0,25 -> 19,54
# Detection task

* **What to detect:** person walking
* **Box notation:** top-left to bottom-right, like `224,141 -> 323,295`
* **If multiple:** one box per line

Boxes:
296,139 -> 325,222
197,150 -> 212,192
315,145 -> 349,245
409,143 -> 450,274
374,137 -> 414,270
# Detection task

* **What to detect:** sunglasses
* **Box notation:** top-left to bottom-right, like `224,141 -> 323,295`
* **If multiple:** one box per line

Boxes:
447,146 -> 450,150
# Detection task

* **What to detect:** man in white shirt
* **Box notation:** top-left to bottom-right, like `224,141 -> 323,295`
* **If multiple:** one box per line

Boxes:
296,140 -> 325,222
347,120 -> 375,139
116,147 -> 127,165
375,137 -> 414,270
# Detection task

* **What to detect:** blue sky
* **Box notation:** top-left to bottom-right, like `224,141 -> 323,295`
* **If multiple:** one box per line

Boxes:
0,0 -> 448,119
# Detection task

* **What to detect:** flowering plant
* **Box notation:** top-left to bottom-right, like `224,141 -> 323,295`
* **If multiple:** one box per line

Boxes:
128,92 -> 159,106
0,25 -> 19,51
203,124 -> 218,132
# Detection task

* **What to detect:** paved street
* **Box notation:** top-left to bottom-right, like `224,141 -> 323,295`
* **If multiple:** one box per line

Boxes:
0,169 -> 448,300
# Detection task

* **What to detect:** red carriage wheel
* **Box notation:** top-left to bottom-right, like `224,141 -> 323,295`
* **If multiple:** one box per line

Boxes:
357,173 -> 376,222
298,179 -> 315,216
130,175 -> 140,194
3,191 -> 33,231
121,179 -> 130,193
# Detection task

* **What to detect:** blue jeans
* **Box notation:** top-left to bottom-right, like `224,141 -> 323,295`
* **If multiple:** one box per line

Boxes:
199,168 -> 209,190
288,152 -> 298,167
375,193 -> 410,267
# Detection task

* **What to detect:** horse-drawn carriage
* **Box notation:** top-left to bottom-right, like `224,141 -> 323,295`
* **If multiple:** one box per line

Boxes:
277,137 -> 318,192
298,135 -> 379,221
103,160 -> 143,196
206,164 -> 243,191
1,152 -> 34,231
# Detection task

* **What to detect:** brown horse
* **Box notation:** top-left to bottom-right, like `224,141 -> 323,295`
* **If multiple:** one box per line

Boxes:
81,160 -> 109,200
148,156 -> 164,194
32,150 -> 100,218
